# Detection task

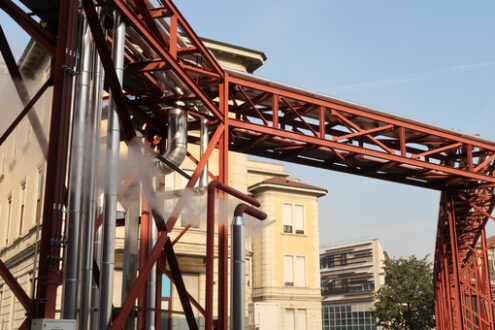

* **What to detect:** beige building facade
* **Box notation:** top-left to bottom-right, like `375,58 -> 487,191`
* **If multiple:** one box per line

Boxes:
0,36 -> 327,329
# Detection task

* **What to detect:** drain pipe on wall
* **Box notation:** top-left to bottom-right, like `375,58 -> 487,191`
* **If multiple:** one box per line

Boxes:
231,204 -> 267,330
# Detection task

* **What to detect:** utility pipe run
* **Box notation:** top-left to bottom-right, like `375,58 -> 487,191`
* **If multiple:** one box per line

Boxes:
231,204 -> 266,330
62,15 -> 92,320
99,11 -> 125,329
205,181 -> 261,330
79,9 -> 105,328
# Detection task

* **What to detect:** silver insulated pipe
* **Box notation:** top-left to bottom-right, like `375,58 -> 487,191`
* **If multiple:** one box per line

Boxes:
99,11 -> 125,329
231,204 -> 267,330
158,108 -> 187,174
198,118 -> 209,192
62,14 -> 92,320
231,215 -> 245,330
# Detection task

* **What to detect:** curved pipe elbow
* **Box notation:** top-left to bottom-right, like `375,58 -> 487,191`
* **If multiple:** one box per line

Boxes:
234,203 -> 267,221
158,108 -> 187,174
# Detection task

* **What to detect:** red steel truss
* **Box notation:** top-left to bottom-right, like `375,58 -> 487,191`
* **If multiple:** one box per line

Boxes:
0,0 -> 494,329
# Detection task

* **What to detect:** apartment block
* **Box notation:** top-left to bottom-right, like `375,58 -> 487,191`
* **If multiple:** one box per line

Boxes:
320,239 -> 388,330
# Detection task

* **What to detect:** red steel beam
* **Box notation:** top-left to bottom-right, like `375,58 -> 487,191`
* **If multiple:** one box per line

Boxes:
0,76 -> 52,146
34,0 -> 77,318
0,0 -> 56,55
229,119 -> 495,185
0,25 -> 49,154
112,0 -> 224,121
218,75 -> 230,330
0,259 -> 31,311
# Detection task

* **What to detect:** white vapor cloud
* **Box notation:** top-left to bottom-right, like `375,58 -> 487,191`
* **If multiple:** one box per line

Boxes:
320,60 -> 495,94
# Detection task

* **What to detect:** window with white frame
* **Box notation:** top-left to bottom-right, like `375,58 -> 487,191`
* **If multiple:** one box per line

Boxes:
294,205 -> 304,234
35,166 -> 44,224
284,255 -> 306,287
282,203 -> 292,233
19,180 -> 26,235
284,255 -> 294,286
6,194 -> 12,244
282,203 -> 305,234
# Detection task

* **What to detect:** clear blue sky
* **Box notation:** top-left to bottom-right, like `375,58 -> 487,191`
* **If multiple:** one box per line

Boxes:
2,1 -> 495,258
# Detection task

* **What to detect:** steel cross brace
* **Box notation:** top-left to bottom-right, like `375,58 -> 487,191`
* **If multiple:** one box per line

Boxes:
0,0 -> 56,55
0,259 -> 31,311
111,0 -> 225,121
0,24 -> 49,154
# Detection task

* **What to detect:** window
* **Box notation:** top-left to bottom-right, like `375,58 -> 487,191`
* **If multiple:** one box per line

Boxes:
320,255 -> 334,269
282,204 -> 305,234
180,170 -> 200,228
339,253 -> 347,266
19,180 -> 26,235
35,167 -> 44,224
294,205 -> 304,234
285,309 -> 295,330
295,256 -> 306,287
282,203 -> 292,233
284,255 -> 294,286
6,195 -> 12,244
297,309 -> 307,330
322,304 -> 377,330
285,255 -> 306,287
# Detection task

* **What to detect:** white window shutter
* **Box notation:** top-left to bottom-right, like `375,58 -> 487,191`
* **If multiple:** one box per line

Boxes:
297,310 -> 307,330
295,256 -> 306,287
285,309 -> 295,330
282,203 -> 292,233
284,255 -> 294,286
294,205 -> 304,234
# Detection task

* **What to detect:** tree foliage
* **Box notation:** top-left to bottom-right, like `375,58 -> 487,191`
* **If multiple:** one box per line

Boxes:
372,255 -> 435,330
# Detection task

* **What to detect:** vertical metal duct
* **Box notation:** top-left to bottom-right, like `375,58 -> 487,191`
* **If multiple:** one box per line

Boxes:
231,215 -> 245,330
157,108 -> 187,174
231,204 -> 267,330
79,21 -> 105,328
99,11 -> 125,329
198,118 -> 209,192
62,15 -> 92,320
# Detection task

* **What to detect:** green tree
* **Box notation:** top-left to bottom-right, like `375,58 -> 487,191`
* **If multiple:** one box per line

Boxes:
372,255 -> 435,330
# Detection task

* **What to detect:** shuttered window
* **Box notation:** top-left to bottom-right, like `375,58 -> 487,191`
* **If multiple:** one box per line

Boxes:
284,255 -> 294,286
295,256 -> 306,287
294,205 -> 304,234
282,203 -> 292,233
297,309 -> 307,330
285,309 -> 295,330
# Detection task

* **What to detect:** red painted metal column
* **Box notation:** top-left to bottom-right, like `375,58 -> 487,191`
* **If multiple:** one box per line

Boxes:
206,183 -> 216,329
446,194 -> 465,329
34,0 -> 77,318
442,243 -> 453,329
138,197 -> 151,328
480,228 -> 494,327
218,74 -> 230,330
